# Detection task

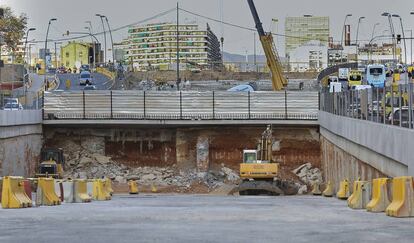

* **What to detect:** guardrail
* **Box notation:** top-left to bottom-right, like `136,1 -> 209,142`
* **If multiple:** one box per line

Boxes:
43,91 -> 319,120
96,67 -> 116,80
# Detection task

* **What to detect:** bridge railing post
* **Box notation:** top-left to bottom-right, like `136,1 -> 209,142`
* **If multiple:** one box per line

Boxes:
284,90 -> 288,120
212,91 -> 215,120
82,91 -> 85,120
110,91 -> 113,119
409,83 -> 413,129
248,91 -> 251,120
143,91 -> 146,119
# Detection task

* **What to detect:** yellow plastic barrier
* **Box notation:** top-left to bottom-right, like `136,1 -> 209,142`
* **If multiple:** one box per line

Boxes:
54,179 -> 64,202
151,184 -> 158,193
103,178 -> 113,196
128,180 -> 139,194
366,178 -> 391,212
92,179 -> 111,201
1,176 -> 32,209
347,180 -> 371,209
311,181 -> 322,195
37,178 -> 61,206
336,179 -> 350,200
323,181 -> 334,197
386,176 -> 414,217
73,179 -> 92,203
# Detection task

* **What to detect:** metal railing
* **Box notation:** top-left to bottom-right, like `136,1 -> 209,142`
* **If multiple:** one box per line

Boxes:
320,83 -> 414,129
43,91 -> 319,121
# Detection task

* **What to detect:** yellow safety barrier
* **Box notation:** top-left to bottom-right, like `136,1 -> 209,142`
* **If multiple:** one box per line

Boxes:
37,178 -> 61,206
366,178 -> 391,212
347,180 -> 371,209
73,179 -> 92,203
336,179 -> 350,200
386,176 -> 414,217
54,179 -> 64,202
311,181 -> 322,195
92,179 -> 111,201
1,176 -> 32,209
151,184 -> 158,193
103,178 -> 113,196
128,180 -> 139,194
323,181 -> 334,197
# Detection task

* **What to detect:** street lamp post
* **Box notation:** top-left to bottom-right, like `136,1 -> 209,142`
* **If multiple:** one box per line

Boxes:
103,16 -> 115,67
371,23 -> 380,40
392,14 -> 407,65
44,18 -> 57,72
355,17 -> 365,62
340,14 -> 352,63
381,13 -> 397,62
96,14 -> 107,65
85,26 -> 97,70
23,28 -> 36,65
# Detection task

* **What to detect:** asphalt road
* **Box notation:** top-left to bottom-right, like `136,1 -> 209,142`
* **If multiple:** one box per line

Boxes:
57,73 -> 113,91
0,194 -> 413,243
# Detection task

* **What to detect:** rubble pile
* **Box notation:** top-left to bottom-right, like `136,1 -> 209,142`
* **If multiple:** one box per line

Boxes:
63,146 -> 240,190
292,162 -> 323,194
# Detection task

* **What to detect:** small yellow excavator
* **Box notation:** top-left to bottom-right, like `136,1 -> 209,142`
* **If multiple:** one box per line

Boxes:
36,148 -> 65,178
238,126 -> 297,195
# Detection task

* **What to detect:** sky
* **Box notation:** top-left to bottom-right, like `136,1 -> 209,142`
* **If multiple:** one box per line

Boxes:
1,0 -> 414,58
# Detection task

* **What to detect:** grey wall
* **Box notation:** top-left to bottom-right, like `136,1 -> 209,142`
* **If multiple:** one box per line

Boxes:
319,111 -> 412,176
0,110 -> 42,177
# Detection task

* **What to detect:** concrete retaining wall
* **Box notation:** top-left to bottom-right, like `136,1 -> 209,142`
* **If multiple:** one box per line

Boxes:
0,110 -> 43,177
319,111 -> 412,179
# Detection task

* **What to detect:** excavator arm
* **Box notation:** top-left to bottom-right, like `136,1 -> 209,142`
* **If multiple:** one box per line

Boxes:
247,0 -> 287,91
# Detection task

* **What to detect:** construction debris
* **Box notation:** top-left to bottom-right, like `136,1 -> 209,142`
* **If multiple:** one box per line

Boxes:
292,162 -> 322,185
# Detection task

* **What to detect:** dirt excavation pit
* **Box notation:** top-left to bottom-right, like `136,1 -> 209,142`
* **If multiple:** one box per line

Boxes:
44,127 -> 321,195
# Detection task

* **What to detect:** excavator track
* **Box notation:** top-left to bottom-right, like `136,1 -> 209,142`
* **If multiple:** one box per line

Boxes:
238,179 -> 298,196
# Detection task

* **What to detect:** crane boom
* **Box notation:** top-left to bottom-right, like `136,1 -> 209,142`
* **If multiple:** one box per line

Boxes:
247,0 -> 287,91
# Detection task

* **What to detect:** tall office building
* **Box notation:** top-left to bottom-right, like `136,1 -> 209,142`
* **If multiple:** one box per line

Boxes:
285,16 -> 330,58
125,22 -> 222,71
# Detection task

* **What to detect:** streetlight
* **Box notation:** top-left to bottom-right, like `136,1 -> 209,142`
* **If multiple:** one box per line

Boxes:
355,16 -> 365,61
340,14 -> 352,63
44,18 -> 57,72
371,23 -> 380,40
103,16 -> 115,67
392,14 -> 407,65
23,28 -> 36,65
96,14 -> 107,64
381,12 -> 397,62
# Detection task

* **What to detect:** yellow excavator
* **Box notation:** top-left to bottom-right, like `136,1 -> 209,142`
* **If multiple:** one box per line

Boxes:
247,0 -> 287,91
238,126 -> 297,195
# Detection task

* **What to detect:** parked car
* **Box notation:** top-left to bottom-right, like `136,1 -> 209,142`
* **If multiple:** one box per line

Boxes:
2,103 -> 23,111
57,66 -> 67,74
79,71 -> 93,85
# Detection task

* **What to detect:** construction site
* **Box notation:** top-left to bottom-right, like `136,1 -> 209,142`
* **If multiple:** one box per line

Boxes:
2,0 -> 414,242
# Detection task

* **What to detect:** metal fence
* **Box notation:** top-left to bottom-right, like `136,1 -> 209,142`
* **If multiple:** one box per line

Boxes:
320,83 -> 414,129
43,91 -> 319,120
1,90 -> 42,110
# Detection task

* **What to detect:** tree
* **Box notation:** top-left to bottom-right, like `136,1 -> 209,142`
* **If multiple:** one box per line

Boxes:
0,6 -> 27,61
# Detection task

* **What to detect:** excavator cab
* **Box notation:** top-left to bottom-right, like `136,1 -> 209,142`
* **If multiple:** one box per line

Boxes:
37,148 -> 65,178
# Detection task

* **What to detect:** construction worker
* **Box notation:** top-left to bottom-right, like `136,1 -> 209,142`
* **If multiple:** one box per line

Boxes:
65,79 -> 71,90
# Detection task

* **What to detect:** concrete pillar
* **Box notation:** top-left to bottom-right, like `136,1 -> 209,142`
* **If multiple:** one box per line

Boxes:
196,134 -> 209,172
176,129 -> 196,170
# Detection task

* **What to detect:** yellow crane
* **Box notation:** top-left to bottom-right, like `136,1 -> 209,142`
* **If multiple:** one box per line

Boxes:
247,0 -> 287,91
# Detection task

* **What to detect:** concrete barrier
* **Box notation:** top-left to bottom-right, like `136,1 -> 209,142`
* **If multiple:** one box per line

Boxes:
347,181 -> 371,209
311,181 -> 322,195
386,176 -> 414,217
366,178 -> 391,212
54,179 -> 64,202
62,180 -> 75,203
